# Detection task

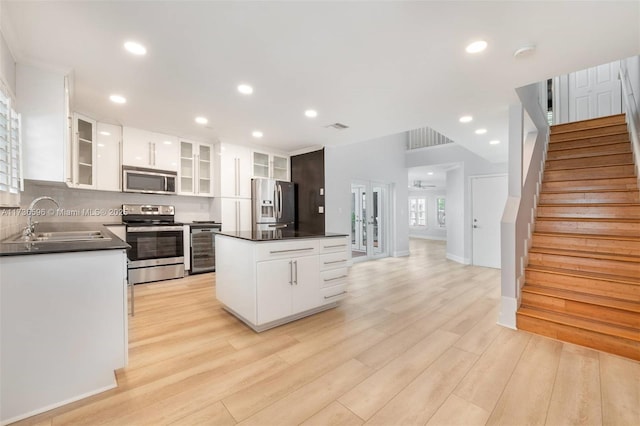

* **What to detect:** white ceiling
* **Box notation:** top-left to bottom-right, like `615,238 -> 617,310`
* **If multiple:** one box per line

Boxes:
2,1 -> 639,163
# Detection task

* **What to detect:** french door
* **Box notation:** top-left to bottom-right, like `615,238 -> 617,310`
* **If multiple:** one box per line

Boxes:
350,180 -> 389,261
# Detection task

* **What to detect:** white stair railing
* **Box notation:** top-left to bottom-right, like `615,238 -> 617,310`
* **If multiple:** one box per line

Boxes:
619,61 -> 640,185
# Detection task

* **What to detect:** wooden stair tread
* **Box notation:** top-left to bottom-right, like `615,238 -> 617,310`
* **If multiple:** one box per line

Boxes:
521,284 -> 640,313
537,202 -> 640,207
544,161 -> 635,171
540,189 -> 639,194
550,114 -> 626,134
517,306 -> 639,341
532,231 -> 640,242
528,246 -> 640,263
525,265 -> 640,286
536,217 -> 640,223
549,130 -> 629,143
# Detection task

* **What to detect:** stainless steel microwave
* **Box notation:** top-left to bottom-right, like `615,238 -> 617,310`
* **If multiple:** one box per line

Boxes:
122,166 -> 177,195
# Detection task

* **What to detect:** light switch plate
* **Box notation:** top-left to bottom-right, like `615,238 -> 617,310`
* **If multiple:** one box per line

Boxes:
318,206 -> 324,214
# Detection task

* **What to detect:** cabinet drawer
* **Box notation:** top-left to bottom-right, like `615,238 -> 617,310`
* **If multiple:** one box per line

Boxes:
319,252 -> 349,271
321,283 -> 347,303
320,237 -> 349,254
320,267 -> 348,288
255,240 -> 319,261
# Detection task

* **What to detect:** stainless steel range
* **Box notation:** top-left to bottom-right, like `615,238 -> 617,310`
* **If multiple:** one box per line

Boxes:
122,204 -> 185,284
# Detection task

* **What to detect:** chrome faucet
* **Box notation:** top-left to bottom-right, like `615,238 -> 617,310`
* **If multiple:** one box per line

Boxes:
23,196 -> 60,238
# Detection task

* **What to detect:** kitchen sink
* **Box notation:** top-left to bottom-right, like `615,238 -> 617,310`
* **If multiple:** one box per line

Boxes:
3,230 -> 111,243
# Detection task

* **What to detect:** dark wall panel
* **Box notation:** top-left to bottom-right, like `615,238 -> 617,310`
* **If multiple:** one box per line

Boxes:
291,149 -> 325,234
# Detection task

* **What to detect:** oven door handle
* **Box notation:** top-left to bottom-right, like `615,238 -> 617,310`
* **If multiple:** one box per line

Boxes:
127,225 -> 184,232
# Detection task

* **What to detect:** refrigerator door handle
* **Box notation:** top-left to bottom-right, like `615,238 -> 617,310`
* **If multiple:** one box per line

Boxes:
278,183 -> 283,219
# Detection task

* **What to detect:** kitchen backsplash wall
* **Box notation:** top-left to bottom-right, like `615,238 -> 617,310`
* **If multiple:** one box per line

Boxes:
0,180 -> 215,239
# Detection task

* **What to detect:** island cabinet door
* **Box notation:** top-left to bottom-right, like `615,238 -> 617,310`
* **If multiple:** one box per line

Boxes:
256,258 -> 294,324
291,255 -> 320,314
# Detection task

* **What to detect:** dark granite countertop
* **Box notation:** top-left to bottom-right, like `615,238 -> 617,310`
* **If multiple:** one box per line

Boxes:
217,230 -> 348,242
0,223 -> 130,257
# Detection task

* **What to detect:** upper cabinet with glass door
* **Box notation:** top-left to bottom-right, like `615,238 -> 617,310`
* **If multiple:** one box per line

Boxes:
251,150 -> 289,181
71,113 -> 96,188
179,139 -> 214,196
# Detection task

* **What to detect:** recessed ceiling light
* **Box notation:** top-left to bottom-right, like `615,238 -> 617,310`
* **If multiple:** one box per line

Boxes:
466,40 -> 487,54
124,41 -> 147,56
252,131 -> 263,138
195,116 -> 208,125
489,140 -> 501,145
459,115 -> 473,123
99,131 -> 111,136
427,172 -> 434,176
109,94 -> 126,104
237,84 -> 253,95
475,128 -> 487,135
163,140 -> 172,145
97,143 -> 105,148
305,109 -> 318,118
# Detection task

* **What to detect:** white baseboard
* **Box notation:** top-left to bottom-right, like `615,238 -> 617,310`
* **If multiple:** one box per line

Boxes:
446,253 -> 470,264
409,235 -> 447,241
393,250 -> 410,257
497,296 -> 518,330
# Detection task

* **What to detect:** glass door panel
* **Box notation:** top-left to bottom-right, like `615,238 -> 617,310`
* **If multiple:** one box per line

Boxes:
351,181 -> 388,260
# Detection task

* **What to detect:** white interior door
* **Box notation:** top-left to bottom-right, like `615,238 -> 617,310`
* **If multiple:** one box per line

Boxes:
350,181 -> 389,261
471,175 -> 508,269
568,61 -> 622,122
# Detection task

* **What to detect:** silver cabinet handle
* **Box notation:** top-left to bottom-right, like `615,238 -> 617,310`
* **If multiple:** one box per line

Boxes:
324,244 -> 347,249
269,248 -> 314,254
324,275 -> 348,282
323,259 -> 346,265
148,142 -> 152,166
289,260 -> 293,285
294,260 -> 298,285
324,291 -> 347,299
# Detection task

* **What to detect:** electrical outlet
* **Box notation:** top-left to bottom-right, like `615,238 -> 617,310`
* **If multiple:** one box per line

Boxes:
319,188 -> 324,196
318,206 -> 324,214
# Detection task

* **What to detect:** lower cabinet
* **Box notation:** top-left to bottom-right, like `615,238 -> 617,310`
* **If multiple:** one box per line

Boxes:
215,235 -> 350,331
256,255 -> 319,324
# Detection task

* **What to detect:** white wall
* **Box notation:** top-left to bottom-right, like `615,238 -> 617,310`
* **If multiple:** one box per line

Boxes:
406,144 -> 507,263
408,188 -> 446,241
325,132 -> 409,257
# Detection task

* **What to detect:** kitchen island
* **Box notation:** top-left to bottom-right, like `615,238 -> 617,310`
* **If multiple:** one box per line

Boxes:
0,223 -> 129,424
215,231 -> 350,332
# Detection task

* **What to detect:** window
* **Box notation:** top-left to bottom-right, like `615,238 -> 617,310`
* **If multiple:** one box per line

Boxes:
436,197 -> 446,227
409,197 -> 426,226
0,86 -> 22,207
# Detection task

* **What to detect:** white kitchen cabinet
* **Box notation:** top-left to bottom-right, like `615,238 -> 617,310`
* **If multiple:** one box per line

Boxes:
95,123 -> 122,192
70,113 -> 97,188
68,115 -> 121,191
0,249 -> 128,423
122,126 -> 179,171
179,140 -> 213,196
216,198 -> 251,232
216,235 -> 350,332
214,143 -> 251,198
256,255 -> 319,324
252,150 -> 289,181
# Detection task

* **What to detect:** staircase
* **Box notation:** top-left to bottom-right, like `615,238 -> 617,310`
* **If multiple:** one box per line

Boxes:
517,113 -> 640,361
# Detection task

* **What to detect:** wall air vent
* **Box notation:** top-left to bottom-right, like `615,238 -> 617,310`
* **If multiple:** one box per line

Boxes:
325,123 -> 349,130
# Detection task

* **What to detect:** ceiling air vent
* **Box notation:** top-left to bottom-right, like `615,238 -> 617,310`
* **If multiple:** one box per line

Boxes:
325,123 -> 349,130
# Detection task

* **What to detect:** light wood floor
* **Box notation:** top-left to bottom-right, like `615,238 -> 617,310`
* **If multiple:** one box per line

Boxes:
15,239 -> 640,426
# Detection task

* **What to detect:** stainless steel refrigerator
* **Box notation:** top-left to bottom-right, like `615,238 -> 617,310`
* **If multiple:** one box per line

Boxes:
251,178 -> 296,231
